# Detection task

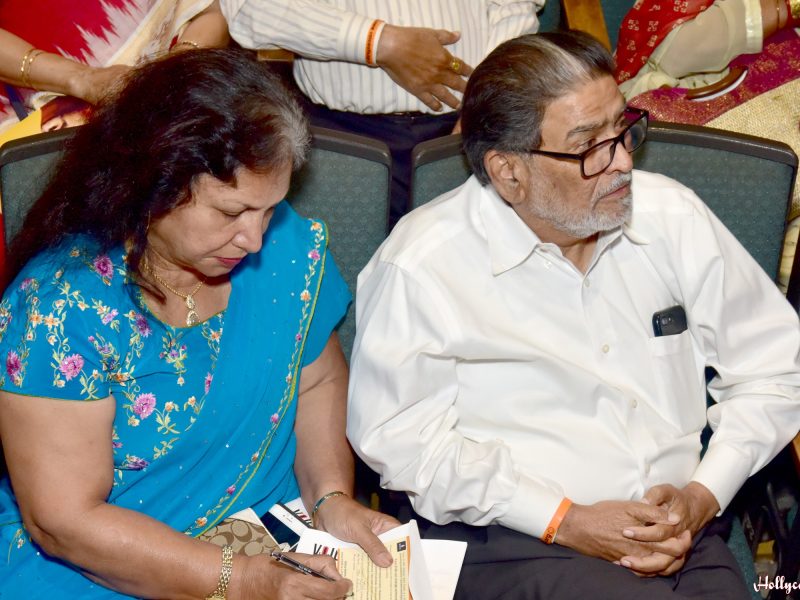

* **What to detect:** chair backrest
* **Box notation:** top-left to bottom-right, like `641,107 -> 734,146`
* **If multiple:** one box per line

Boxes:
285,126 -> 391,361
0,126 -> 391,360
410,124 -> 798,301
0,128 -> 74,247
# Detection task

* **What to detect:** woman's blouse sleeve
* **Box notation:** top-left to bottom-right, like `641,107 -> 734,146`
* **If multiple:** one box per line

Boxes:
302,251 -> 351,366
0,259 -> 114,401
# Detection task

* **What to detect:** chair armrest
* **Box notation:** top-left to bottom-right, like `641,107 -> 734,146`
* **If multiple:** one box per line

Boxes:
560,0 -> 612,50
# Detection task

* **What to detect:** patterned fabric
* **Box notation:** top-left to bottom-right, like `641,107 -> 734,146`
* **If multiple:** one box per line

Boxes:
0,0 -> 213,132
615,0 -> 715,84
0,201 -> 351,597
198,516 -> 279,556
628,29 -> 800,218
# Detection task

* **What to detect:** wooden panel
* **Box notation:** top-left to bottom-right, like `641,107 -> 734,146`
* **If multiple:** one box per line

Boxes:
256,48 -> 295,63
561,0 -> 612,50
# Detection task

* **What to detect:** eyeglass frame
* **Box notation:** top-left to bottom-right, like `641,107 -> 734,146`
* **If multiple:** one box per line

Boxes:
523,107 -> 649,178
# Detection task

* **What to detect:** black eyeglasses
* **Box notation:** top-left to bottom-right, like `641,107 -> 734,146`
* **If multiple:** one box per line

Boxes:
525,107 -> 649,178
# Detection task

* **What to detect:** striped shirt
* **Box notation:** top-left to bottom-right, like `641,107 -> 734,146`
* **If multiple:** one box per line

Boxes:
221,0 -> 542,114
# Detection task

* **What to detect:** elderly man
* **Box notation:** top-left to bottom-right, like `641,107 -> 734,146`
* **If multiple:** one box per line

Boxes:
347,31 -> 800,598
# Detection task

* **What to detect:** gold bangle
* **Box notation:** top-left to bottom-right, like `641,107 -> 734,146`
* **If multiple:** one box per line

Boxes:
23,50 -> 44,89
205,545 -> 233,600
311,490 -> 348,524
19,47 -> 36,87
173,39 -> 200,50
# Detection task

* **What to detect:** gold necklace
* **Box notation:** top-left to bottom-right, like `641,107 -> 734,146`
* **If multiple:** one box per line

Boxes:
142,259 -> 205,326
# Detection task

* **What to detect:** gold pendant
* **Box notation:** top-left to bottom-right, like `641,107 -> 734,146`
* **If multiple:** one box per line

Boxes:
185,294 -> 199,326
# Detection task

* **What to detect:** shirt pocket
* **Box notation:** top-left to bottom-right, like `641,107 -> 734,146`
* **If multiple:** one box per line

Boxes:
646,330 -> 706,433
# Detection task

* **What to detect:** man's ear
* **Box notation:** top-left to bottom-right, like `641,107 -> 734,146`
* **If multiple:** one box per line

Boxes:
484,150 -> 529,206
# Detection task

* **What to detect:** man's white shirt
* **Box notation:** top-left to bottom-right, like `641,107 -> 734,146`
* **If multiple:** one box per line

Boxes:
347,171 -> 800,537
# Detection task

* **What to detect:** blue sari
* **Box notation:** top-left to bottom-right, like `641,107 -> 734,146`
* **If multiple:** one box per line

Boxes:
0,202 -> 350,597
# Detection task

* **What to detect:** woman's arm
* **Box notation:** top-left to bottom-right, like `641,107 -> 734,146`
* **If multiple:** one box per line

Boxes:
0,390 -> 350,599
0,3 -> 228,105
294,333 -> 398,567
175,0 -> 230,49
0,28 -> 129,103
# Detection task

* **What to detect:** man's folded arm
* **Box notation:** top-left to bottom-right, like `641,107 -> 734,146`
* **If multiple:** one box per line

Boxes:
220,0 -> 376,63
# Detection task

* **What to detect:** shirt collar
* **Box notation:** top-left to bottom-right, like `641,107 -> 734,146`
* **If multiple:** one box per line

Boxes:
479,181 -> 539,276
479,180 -> 651,276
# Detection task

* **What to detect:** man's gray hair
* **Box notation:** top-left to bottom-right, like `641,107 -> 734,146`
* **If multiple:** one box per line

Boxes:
461,31 -> 616,185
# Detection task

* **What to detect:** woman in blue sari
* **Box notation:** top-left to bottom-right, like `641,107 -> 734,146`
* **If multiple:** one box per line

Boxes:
0,49 -> 396,598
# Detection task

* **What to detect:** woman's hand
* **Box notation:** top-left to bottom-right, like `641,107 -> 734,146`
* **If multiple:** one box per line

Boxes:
66,63 -> 131,104
236,552 -> 352,600
313,494 -> 401,567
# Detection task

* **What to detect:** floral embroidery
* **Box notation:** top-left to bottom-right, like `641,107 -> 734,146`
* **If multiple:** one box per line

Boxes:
132,313 -> 152,338
2,241 -> 231,499
92,254 -> 114,283
6,350 -> 22,386
160,330 -> 188,383
122,455 -> 149,470
132,393 -> 157,419
0,299 -> 13,339
58,354 -> 85,381
8,528 -> 29,563
93,300 -> 120,330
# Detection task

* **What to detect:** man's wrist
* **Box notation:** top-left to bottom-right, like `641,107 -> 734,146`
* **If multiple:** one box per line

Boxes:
684,481 -> 720,533
550,501 -> 585,549
374,24 -> 400,68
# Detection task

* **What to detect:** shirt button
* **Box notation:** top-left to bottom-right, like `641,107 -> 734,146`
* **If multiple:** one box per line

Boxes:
644,463 -> 651,476
584,279 -> 591,288
630,398 -> 638,408
601,344 -> 610,353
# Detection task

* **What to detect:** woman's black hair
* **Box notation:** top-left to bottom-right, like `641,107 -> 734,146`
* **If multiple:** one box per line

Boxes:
8,48 -> 309,284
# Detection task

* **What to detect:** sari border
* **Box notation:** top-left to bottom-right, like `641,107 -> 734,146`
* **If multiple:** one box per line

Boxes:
187,219 -> 330,535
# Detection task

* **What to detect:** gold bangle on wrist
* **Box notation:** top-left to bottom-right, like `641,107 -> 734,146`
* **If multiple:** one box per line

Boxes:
206,544 -> 233,600
311,490 -> 348,525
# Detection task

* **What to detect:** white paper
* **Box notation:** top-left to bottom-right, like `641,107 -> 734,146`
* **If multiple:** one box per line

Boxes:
421,539 -> 467,600
297,520 -> 464,600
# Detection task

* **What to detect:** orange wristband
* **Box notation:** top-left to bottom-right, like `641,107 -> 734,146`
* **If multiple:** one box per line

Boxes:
541,498 -> 572,544
365,19 -> 383,66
